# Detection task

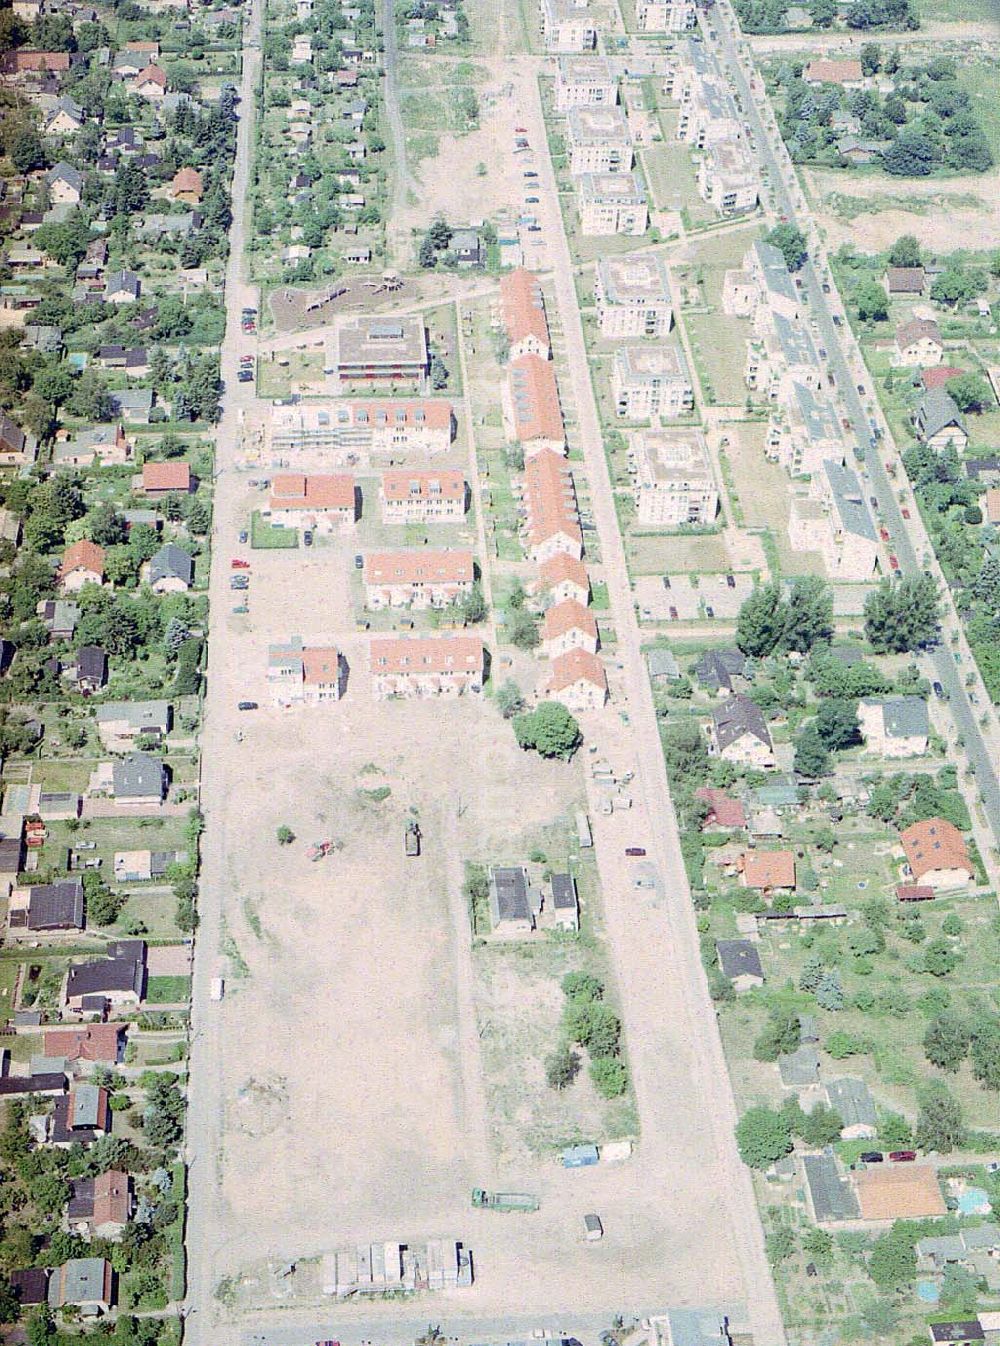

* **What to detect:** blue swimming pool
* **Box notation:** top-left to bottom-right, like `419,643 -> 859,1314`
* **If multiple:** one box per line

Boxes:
917,1280 -> 940,1304
957,1187 -> 991,1214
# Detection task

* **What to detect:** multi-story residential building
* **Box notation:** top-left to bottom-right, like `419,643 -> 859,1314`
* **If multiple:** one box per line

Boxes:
541,599 -> 599,658
554,55 -> 617,111
503,354 -> 566,457
766,381 -> 843,478
380,470 -> 467,523
540,0 -> 597,51
724,241 -> 800,333
522,450 -> 583,563
330,315 -> 429,384
268,400 -> 454,462
363,549 -> 474,609
594,253 -> 672,339
788,459 -> 878,580
498,269 -> 550,361
696,140 -> 758,216
369,636 -> 485,699
611,343 -> 693,420
635,0 -> 696,29
631,428 -> 718,526
266,474 -> 358,530
577,172 -> 648,235
566,105 -> 633,174
536,552 -> 590,606
895,318 -> 944,368
547,648 -> 608,711
267,638 -> 343,706
744,312 -> 821,398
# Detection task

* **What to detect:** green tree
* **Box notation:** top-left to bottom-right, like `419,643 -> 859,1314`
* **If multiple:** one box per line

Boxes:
924,937 -> 960,977
764,223 -> 807,271
735,1106 -> 793,1169
815,969 -> 845,1010
930,265 -> 987,307
276,825 -> 295,845
968,1015 -> 1000,1090
458,582 -> 487,624
736,582 -> 785,656
855,279 -> 889,322
794,725 -> 831,776
544,1044 -> 580,1090
864,575 -> 939,653
0,1281 -> 19,1326
589,1056 -> 628,1098
562,971 -> 604,1001
923,1013 -> 970,1071
868,1223 -> 916,1291
512,702 -> 582,760
797,1103 -> 844,1147
815,698 -> 860,750
878,1112 -> 913,1147
495,679 -> 525,720
945,372 -> 992,413
753,1011 -> 801,1063
915,1080 -> 966,1152
941,1262 -> 984,1311
783,576 -> 833,651
883,128 -> 939,176
429,355 -> 449,390
766,1227 -> 796,1264
859,40 -> 881,73
509,610 -> 540,650
887,234 -> 921,267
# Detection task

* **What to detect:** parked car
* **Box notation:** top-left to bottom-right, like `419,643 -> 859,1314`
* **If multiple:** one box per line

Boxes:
705,605 -> 714,618
662,575 -> 671,589
669,606 -> 678,619
860,1151 -> 884,1164
726,574 -> 736,588
231,558 -> 250,569
524,196 -> 540,204
303,530 -> 313,547
625,847 -> 646,857
901,507 -> 910,519
238,370 -> 253,382
230,575 -> 249,589
889,554 -> 899,571
932,681 -> 944,698
856,383 -> 865,395
822,281 -> 831,293
237,701 -> 258,710
879,527 -> 890,542
354,553 -> 364,569
869,496 -> 878,510
889,1150 -> 916,1162
239,530 -> 249,544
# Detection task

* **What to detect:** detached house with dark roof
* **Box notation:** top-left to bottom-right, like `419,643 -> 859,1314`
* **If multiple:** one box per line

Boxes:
6,878 -> 84,936
694,647 -> 747,694
715,939 -> 764,992
858,695 -> 929,758
915,388 -> 968,452
111,753 -> 167,806
709,694 -> 774,768
488,865 -> 535,935
64,940 -> 147,1012
148,543 -> 193,593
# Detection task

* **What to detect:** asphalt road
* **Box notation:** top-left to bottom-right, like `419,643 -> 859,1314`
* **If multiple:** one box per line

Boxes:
707,4 -> 1000,864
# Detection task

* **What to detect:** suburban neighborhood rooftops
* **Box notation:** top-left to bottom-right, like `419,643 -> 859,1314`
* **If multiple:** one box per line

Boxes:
66,941 -> 146,1001
96,700 -> 170,729
694,787 -> 746,829
885,266 -> 925,293
896,316 -> 942,349
822,459 -> 876,542
499,268 -> 550,351
141,461 -> 191,492
542,598 -> 597,642
112,752 -> 165,799
489,866 -> 531,923
548,647 -> 606,693
861,695 -> 928,738
149,544 -> 193,586
694,647 -> 746,690
44,1024 -> 123,1062
538,552 -> 589,593
550,872 -> 577,910
59,539 -> 105,580
369,635 -> 484,675
918,387 -> 967,438
15,879 -> 84,931
778,1043 -> 820,1087
67,1169 -> 130,1227
825,1076 -> 877,1129
48,1257 -> 112,1308
803,1152 -> 860,1221
740,849 -> 795,889
899,817 -> 972,880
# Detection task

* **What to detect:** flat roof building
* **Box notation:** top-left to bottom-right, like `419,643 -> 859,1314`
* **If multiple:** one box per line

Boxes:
631,428 -> 717,526
612,342 -> 693,420
595,252 -> 672,339
331,316 -> 429,384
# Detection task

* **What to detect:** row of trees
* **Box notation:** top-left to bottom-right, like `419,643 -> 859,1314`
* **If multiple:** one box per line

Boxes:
547,972 -> 629,1099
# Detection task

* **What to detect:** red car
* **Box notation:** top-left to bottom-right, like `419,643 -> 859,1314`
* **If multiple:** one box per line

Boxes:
901,507 -> 911,519
889,554 -> 899,571
231,558 -> 250,569
879,527 -> 890,542
889,1150 -> 916,1162
669,606 -> 678,619
515,125 -> 527,133
625,847 -> 646,858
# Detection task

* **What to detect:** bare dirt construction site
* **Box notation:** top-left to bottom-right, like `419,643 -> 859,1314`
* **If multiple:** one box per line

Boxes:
199,512 -> 749,1332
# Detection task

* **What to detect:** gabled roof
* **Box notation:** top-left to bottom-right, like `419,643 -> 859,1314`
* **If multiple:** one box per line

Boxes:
825,1075 -> 876,1127
24,879 -> 84,931
861,695 -> 928,739
542,598 -> 597,641
365,549 -> 473,586
149,543 -> 193,585
896,316 -> 942,350
59,539 -> 105,580
538,551 -> 589,594
918,388 -> 967,439
142,460 -> 191,492
885,266 -> 924,293
711,693 -> 771,752
499,268 -> 549,351
900,816 -> 972,879
112,752 -> 166,799
489,865 -> 531,923
694,647 -> 745,689
508,354 -> 564,446
548,647 -> 606,693
694,787 -> 746,829
740,849 -> 795,889
716,938 -> 763,981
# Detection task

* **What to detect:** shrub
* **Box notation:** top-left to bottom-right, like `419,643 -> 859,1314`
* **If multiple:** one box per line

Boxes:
589,1056 -> 628,1098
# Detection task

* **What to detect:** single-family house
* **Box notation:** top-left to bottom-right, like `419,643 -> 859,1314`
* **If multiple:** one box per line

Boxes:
58,540 -> 105,591
74,645 -> 108,693
854,1163 -> 947,1221
43,97 -> 85,137
715,939 -> 764,992
9,1268 -> 50,1308
550,872 -> 579,931
46,161 -> 82,205
267,474 -> 358,529
140,461 -> 192,497
915,388 -> 968,451
884,266 -> 925,296
895,317 -> 943,368
266,638 -> 343,706
858,696 -> 929,757
802,58 -> 863,86
148,543 -> 193,593
825,1076 -> 877,1140
51,1084 -> 111,1146
739,849 -> 795,892
44,1024 -> 124,1063
709,694 -> 774,768
541,599 -> 599,658
488,865 -> 535,934
104,270 -> 141,305
6,878 -> 84,936
169,167 -> 203,204
111,753 -> 167,806
899,817 -> 973,890
67,1171 -> 132,1241
47,1258 -> 114,1313
95,700 -> 170,750
694,787 -> 746,830
132,64 -> 167,99
64,940 -> 146,1013
694,647 -> 747,694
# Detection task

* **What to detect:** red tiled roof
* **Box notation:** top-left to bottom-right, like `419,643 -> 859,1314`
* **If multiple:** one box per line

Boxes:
523,450 -> 580,546
44,1023 -> 123,1062
370,635 -> 484,675
346,399 -> 453,431
508,354 -> 564,446
694,787 -> 746,829
499,268 -> 550,352
804,58 -> 862,83
538,552 -> 589,594
142,461 -> 191,492
365,549 -> 473,585
548,647 -> 606,693
270,473 -> 355,510
896,318 -> 942,350
301,647 -> 340,685
900,817 -> 972,880
920,366 -> 964,390
381,469 -> 465,503
542,598 -> 597,641
740,849 -> 796,890
134,63 -> 167,87
170,167 -> 203,197
59,539 -> 105,580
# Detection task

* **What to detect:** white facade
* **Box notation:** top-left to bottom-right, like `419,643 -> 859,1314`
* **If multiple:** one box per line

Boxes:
696,141 -> 758,216
577,173 -> 648,236
541,0 -> 597,51
612,344 -> 693,420
631,428 -> 718,526
554,56 -> 617,111
594,253 -> 672,339
635,0 -> 696,29
566,105 -> 633,174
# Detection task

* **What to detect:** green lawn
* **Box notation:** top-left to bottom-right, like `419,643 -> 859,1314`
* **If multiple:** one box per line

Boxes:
251,511 -> 298,549
146,975 -> 192,1004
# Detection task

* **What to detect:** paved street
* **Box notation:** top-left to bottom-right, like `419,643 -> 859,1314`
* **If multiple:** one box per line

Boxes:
707,3 -> 1000,881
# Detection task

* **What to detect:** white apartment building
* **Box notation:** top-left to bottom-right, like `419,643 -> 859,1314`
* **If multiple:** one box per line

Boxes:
380,470 -> 467,523
577,172 -> 648,236
554,56 -> 617,111
630,428 -> 718,526
268,399 -> 453,464
744,312 -> 822,398
766,381 -> 844,478
594,252 -> 672,339
267,638 -> 343,707
635,0 -> 696,29
363,549 -> 474,610
612,343 -> 693,420
566,105 -> 633,174
696,140 -> 758,216
540,0 -> 597,51
724,241 -> 800,335
788,459 -> 878,581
